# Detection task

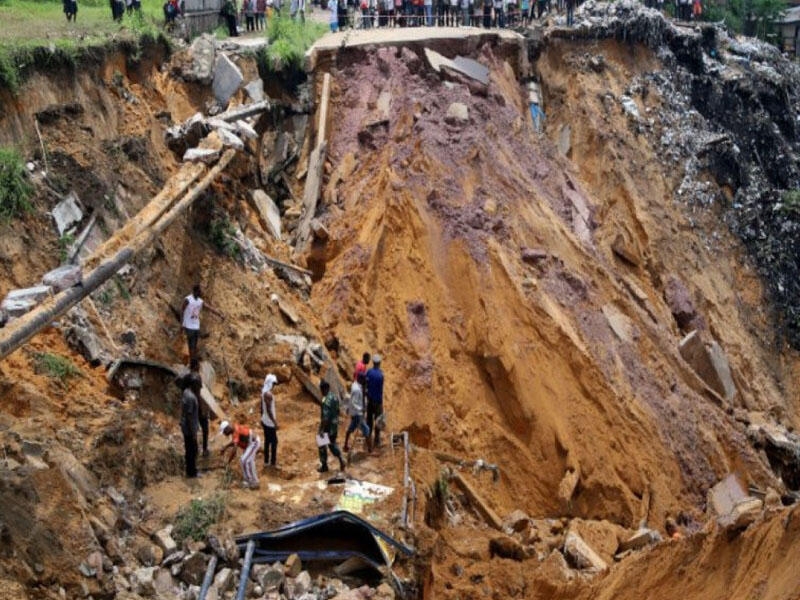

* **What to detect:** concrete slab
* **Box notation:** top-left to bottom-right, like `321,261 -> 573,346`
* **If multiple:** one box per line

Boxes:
563,532 -> 608,573
708,473 -> 747,517
679,330 -> 736,402
42,264 -> 82,291
252,190 -> 281,240
2,285 -> 53,317
244,78 -> 265,103
212,54 -> 244,106
52,191 -> 83,236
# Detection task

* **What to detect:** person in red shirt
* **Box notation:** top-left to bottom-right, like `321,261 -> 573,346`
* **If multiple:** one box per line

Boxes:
354,351 -> 370,382
220,421 -> 261,488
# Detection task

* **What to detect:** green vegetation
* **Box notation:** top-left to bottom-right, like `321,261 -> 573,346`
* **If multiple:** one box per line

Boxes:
114,275 -> 132,301
208,215 -> 241,259
702,0 -> 787,43
0,147 -> 33,220
58,232 -> 75,262
173,494 -> 227,544
0,0 -> 169,92
781,189 -> 800,215
34,352 -> 82,385
262,8 -> 327,72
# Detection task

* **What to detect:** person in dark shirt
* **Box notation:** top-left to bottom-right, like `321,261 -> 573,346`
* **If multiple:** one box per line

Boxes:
365,354 -> 385,448
180,374 -> 202,478
318,380 -> 346,473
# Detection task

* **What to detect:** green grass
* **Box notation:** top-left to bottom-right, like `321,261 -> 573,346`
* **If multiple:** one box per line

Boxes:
0,0 -> 168,91
58,232 -> 75,262
263,7 -> 327,72
173,494 -> 227,544
33,352 -> 83,385
0,147 -> 33,220
208,215 -> 242,259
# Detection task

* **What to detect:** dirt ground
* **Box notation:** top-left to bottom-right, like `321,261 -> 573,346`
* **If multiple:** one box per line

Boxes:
0,22 -> 798,600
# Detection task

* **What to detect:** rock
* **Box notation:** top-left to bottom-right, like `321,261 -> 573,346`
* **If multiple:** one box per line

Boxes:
162,551 -> 185,567
183,147 -> 220,164
708,473 -> 748,519
48,446 -> 98,502
106,486 -> 126,506
521,248 -> 547,264
375,582 -> 395,600
182,34 -> 216,84
1,285 -> 53,317
251,189 -> 281,240
617,527 -> 661,553
764,487 -> 782,510
52,191 -> 83,236
133,566 -> 157,596
104,538 -> 124,565
153,568 -> 178,595
258,565 -> 285,591
291,570 -> 312,596
538,550 -> 574,582
212,54 -> 243,106
310,219 -> 329,241
567,519 -> 624,565
664,276 -> 702,331
244,79 -> 265,102
445,102 -> 469,125
502,510 -> 530,533
86,551 -> 104,578
79,562 -> 96,578
179,552 -> 208,586
0,456 -> 22,471
42,264 -> 82,291
136,543 -> 164,567
489,535 -> 527,561
602,304 -> 634,343
719,497 -> 763,530
557,468 -> 580,510
610,233 -> 641,266
217,127 -> 244,151
620,95 -> 640,119
213,567 -> 234,594
236,119 -> 258,140
679,330 -> 736,401
166,112 -> 207,154
66,321 -> 110,367
563,532 -> 608,573
153,527 -> 178,557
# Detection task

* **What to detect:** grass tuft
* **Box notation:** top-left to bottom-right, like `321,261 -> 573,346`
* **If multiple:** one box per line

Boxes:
173,494 -> 227,544
0,147 -> 33,220
34,352 -> 83,385
262,8 -> 327,72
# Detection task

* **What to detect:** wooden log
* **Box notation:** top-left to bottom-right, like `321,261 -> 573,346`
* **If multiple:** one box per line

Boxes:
217,100 -> 271,123
0,151 -> 235,362
262,254 -> 313,277
452,471 -> 504,531
316,72 -> 331,150
294,141 -> 327,252
292,365 -> 322,404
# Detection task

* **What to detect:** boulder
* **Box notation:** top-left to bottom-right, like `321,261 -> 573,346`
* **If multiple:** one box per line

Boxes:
567,519 -> 624,564
445,102 -> 469,125
375,582 -> 395,600
290,570 -> 312,596
251,189 -> 281,240
212,568 -> 234,594
310,219 -> 329,241
132,567 -> 157,597
679,330 -> 736,401
52,191 -> 83,236
212,54 -> 244,106
563,532 -> 608,573
42,264 -> 82,291
166,112 -> 207,154
153,527 -> 178,557
719,497 -> 763,530
664,275 -> 702,331
136,543 -> 164,567
610,233 -> 640,267
1,285 -> 53,318
182,34 -> 216,84
179,552 -> 208,586
258,565 -> 285,591
708,473 -> 747,518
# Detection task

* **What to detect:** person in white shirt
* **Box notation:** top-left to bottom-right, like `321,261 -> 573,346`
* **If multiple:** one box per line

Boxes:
180,284 -> 223,361
260,373 -> 279,467
344,373 -> 371,452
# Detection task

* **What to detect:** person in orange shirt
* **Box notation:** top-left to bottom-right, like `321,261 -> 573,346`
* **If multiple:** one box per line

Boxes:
220,421 -> 261,488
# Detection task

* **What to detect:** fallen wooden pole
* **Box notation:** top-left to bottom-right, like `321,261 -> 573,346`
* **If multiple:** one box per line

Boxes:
0,151 -> 235,362
218,100 -> 271,123
263,254 -> 313,277
452,471 -> 503,531
294,140 -> 327,252
84,162 -> 205,270
316,72 -> 331,150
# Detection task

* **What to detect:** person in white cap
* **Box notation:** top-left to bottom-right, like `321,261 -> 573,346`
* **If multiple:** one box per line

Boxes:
220,420 -> 261,488
260,373 -> 279,468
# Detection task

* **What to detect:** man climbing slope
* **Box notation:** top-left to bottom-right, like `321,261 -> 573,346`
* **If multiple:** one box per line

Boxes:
180,284 -> 223,362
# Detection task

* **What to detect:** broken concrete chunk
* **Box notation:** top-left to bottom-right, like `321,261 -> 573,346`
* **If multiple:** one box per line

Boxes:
1,285 -> 53,318
42,264 -> 82,291
244,78 -> 265,102
52,191 -> 83,236
212,54 -> 243,106
165,112 -> 207,154
183,147 -> 221,164
311,219 -> 329,241
679,330 -> 736,401
181,34 -> 216,84
152,527 -> 178,557
617,528 -> 661,553
445,103 -> 469,125
708,473 -> 747,518
217,128 -> 245,151
236,119 -> 258,140
718,497 -> 763,530
563,532 -> 608,573
251,189 -> 282,240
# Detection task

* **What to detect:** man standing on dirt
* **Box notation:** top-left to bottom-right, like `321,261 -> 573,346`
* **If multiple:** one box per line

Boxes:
344,372 -> 371,453
175,358 -> 212,457
181,284 -> 223,362
318,380 -> 346,473
180,373 -> 202,479
365,354 -> 385,449
260,373 -> 279,468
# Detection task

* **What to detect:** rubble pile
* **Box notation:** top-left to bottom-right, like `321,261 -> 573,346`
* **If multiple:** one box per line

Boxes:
560,0 -> 800,347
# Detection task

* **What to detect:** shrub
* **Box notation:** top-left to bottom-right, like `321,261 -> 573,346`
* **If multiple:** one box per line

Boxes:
34,352 -> 82,386
173,494 -> 227,544
0,147 -> 33,220
208,215 -> 241,259
263,9 -> 327,72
